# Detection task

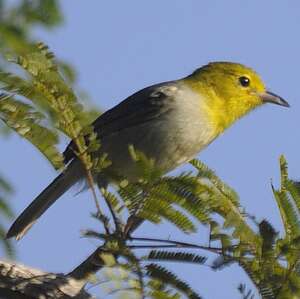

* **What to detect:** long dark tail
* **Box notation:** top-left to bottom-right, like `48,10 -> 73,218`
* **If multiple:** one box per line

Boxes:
6,161 -> 82,240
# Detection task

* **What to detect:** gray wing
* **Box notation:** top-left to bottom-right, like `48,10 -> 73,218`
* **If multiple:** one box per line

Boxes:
63,81 -> 175,163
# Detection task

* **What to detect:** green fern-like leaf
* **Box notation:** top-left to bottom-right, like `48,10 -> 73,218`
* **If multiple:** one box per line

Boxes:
119,169 -> 214,234
273,156 -> 300,239
100,188 -> 124,216
0,93 -> 63,169
128,146 -> 163,183
272,186 -> 300,240
190,159 -> 260,245
149,289 -> 181,299
147,250 -> 207,265
285,180 -> 300,215
146,264 -> 202,299
140,194 -> 196,233
0,42 -> 101,176
0,71 -> 60,121
160,174 -> 212,224
13,43 -> 85,133
191,159 -> 240,206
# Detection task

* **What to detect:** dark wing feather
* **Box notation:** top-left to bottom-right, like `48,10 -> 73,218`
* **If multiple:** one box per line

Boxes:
63,81 -> 174,163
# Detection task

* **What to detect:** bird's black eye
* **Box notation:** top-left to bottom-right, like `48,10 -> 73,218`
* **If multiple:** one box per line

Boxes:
239,76 -> 250,87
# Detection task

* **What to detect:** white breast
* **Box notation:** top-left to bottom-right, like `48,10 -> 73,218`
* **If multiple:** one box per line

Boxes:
100,82 -> 216,181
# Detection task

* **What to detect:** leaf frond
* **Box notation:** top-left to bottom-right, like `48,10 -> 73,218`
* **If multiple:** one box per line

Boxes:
0,93 -> 63,168
146,264 -> 202,299
147,250 -> 207,265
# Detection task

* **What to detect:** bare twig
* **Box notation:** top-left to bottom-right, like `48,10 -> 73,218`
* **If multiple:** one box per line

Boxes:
128,236 -> 230,254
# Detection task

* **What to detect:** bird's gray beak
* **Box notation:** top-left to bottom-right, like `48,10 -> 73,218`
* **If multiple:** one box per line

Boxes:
259,91 -> 290,107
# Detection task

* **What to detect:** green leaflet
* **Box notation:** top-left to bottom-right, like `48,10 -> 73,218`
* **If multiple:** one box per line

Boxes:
147,251 -> 207,265
0,93 -> 63,169
1,19 -> 300,298
146,264 -> 202,299
0,42 -> 101,172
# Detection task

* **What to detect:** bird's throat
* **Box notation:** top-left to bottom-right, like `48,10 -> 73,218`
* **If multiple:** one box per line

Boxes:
184,78 -> 258,135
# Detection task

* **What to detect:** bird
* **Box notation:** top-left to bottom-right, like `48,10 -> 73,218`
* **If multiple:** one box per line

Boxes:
6,61 -> 289,240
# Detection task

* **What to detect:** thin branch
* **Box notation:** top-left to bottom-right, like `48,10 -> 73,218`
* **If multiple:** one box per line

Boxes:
129,236 -> 234,253
128,244 -> 223,254
100,187 -> 122,233
85,169 -> 103,218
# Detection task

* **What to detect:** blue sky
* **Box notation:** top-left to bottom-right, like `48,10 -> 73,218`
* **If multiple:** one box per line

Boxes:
1,1 -> 300,298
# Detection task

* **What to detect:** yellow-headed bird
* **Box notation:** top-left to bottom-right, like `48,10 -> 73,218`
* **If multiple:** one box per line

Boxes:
7,62 -> 289,240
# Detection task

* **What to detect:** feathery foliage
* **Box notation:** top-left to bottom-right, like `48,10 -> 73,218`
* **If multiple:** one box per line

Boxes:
0,41 -> 206,298
1,28 -> 300,298
0,93 -> 63,168
0,43 -> 95,169
0,1 -> 70,78
147,251 -> 207,265
0,0 -> 69,257
146,264 -> 202,299
209,156 -> 300,299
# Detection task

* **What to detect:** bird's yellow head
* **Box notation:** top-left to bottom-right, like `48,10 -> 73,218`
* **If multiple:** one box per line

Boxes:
184,62 -> 289,134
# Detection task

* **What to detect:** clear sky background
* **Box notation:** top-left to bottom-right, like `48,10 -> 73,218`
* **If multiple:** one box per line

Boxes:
1,1 -> 300,298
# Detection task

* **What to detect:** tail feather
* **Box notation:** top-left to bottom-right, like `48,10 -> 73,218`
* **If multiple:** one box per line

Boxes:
6,162 -> 81,240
